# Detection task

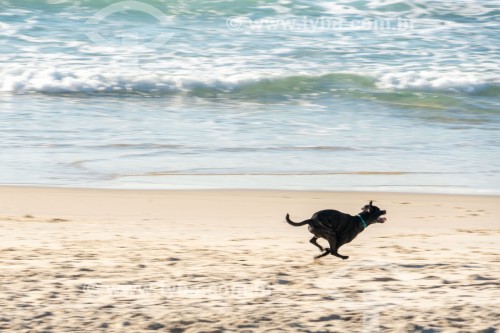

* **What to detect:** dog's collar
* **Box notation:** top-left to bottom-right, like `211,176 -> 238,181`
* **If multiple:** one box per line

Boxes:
357,214 -> 367,229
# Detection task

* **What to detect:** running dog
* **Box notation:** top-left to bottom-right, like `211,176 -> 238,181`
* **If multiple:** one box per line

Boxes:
286,201 -> 386,259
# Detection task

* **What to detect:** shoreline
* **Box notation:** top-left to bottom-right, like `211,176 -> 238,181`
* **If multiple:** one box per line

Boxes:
2,183 -> 500,196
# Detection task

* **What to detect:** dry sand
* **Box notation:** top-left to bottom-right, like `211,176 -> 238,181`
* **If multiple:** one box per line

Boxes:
0,186 -> 498,332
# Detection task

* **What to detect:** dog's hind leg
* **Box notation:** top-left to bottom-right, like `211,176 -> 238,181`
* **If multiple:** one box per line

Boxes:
309,237 -> 323,251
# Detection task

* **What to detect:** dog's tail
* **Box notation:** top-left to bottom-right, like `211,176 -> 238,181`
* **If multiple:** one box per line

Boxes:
285,213 -> 311,226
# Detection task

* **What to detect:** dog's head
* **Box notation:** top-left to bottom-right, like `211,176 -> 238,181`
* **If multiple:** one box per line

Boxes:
360,200 -> 387,225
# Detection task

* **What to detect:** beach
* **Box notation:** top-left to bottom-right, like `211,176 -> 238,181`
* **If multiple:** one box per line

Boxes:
1,0 -> 499,332
0,186 -> 498,332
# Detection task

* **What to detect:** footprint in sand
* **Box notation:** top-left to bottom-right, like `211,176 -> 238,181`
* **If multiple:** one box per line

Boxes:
49,218 -> 70,223
466,209 -> 487,217
6,215 -> 71,223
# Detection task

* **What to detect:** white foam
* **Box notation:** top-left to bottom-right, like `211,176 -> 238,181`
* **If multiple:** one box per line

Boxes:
0,22 -> 18,36
376,71 -> 495,93
318,2 -> 363,15
0,66 -> 274,94
1,65 -> 495,95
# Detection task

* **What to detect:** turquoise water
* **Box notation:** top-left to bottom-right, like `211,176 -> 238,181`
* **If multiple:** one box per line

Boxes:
1,0 -> 499,193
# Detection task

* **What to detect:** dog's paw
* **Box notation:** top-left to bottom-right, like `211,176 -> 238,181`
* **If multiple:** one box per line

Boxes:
341,256 -> 349,260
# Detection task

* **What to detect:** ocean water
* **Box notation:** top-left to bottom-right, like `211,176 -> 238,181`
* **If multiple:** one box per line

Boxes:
1,0 -> 499,193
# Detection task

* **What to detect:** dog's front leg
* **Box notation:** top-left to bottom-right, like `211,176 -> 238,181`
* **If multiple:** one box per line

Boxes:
327,238 -> 349,260
332,251 -> 349,260
314,248 -> 330,259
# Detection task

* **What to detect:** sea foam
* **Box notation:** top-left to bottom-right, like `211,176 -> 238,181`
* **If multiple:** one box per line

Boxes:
1,66 -> 496,96
376,71 -> 496,94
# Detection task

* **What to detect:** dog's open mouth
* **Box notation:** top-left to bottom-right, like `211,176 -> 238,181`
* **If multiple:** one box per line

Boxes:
377,210 -> 387,223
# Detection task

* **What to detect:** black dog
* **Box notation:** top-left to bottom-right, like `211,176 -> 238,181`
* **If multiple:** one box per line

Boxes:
286,201 -> 386,260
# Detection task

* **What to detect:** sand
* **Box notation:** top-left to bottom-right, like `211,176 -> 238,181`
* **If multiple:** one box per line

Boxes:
0,186 -> 498,333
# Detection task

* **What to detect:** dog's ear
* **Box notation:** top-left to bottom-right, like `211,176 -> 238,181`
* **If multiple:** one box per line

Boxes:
361,204 -> 371,213
369,200 -> 373,208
